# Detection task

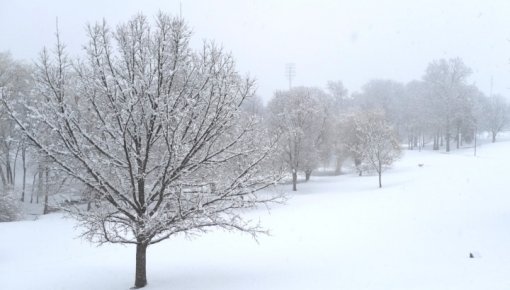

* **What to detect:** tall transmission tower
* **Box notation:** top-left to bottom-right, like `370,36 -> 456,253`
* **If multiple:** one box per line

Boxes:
285,63 -> 296,90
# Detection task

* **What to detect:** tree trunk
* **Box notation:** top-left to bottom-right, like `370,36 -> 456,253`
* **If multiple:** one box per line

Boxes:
445,133 -> 450,152
304,169 -> 312,181
492,131 -> 496,143
13,142 -> 21,185
474,128 -> 477,157
21,146 -> 26,202
0,165 -> 7,188
134,242 -> 149,288
334,156 -> 343,175
37,166 -> 43,204
444,116 -> 450,151
378,162 -> 382,188
456,127 -> 460,149
43,192 -> 49,214
355,158 -> 362,176
292,171 -> 297,191
30,172 -> 37,203
43,167 -> 49,215
5,147 -> 12,185
433,135 -> 439,150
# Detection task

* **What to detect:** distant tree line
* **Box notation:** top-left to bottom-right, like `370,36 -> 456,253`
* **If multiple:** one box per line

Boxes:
265,58 -> 509,190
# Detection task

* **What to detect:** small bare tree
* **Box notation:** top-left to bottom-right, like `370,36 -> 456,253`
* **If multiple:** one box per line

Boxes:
350,110 -> 401,188
484,94 -> 509,143
3,13 -> 279,288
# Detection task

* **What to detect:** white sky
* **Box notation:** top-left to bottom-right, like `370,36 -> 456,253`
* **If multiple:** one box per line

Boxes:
1,0 -> 509,102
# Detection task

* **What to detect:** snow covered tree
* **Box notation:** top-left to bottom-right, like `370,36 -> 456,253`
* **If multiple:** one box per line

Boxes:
399,81 -> 432,150
2,13 -> 279,288
484,94 -> 509,143
0,189 -> 21,222
328,115 -> 355,175
350,110 -> 401,188
327,80 -> 350,109
267,86 -> 330,190
0,53 -> 31,220
470,90 -> 491,155
352,79 -> 405,131
423,58 -> 472,152
324,80 -> 352,174
241,94 -> 265,116
334,112 -> 365,176
0,52 -> 33,196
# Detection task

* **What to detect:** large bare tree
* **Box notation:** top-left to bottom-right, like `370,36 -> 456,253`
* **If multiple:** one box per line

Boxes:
2,13 -> 279,288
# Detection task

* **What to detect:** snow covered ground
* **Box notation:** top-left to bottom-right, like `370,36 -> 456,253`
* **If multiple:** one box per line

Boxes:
2,137 -> 510,290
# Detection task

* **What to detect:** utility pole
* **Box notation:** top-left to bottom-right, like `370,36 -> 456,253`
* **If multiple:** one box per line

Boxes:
285,63 -> 295,90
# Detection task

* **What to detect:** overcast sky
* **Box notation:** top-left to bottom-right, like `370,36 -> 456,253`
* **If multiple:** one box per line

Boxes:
1,0 -> 509,102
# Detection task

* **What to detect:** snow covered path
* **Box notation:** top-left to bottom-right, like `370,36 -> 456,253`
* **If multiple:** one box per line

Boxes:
2,140 -> 510,290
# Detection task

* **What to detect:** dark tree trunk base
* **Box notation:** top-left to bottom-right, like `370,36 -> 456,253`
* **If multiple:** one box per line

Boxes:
292,172 -> 297,191
335,158 -> 343,175
378,164 -> 382,188
305,170 -> 312,181
134,242 -> 148,288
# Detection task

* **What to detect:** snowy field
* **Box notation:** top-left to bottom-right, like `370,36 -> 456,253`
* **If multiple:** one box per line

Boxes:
2,137 -> 510,290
